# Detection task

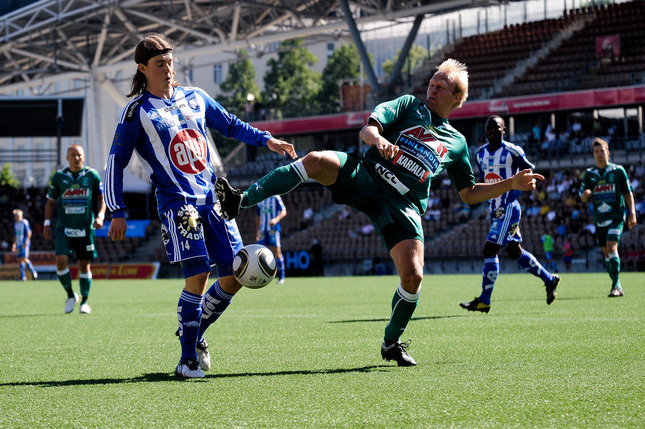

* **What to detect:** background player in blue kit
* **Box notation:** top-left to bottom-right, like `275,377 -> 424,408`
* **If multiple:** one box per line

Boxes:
460,115 -> 560,314
12,209 -> 38,281
105,33 -> 296,378
256,195 -> 287,284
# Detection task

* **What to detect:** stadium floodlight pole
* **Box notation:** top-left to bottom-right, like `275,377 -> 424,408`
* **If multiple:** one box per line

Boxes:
338,0 -> 380,100
386,14 -> 424,96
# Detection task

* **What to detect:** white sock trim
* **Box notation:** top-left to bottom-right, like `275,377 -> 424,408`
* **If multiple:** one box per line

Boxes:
397,284 -> 420,302
291,160 -> 309,182
57,267 -> 70,276
80,272 -> 92,279
608,251 -> 619,259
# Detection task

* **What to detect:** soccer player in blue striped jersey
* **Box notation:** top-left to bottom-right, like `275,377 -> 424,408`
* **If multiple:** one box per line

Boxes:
104,33 -> 296,378
460,116 -> 560,314
256,196 -> 287,284
12,209 -> 38,281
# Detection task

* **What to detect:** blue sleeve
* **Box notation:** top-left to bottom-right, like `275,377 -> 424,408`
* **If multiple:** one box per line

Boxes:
512,146 -> 535,172
475,152 -> 485,182
199,89 -> 272,147
104,107 -> 140,218
276,195 -> 286,212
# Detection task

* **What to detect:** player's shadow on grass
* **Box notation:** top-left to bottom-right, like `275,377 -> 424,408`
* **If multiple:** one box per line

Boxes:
0,365 -> 391,387
329,314 -> 466,324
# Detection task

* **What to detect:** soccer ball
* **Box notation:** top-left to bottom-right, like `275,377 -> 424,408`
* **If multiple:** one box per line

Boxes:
233,244 -> 277,289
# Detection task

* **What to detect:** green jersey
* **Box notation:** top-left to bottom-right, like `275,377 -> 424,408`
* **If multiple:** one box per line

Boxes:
366,95 -> 475,214
579,162 -> 632,227
48,166 -> 103,234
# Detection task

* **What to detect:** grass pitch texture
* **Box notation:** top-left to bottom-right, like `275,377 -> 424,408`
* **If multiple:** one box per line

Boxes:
0,273 -> 643,428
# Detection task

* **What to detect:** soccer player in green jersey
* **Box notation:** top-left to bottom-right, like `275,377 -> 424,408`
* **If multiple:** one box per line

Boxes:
44,145 -> 106,314
216,59 -> 544,366
580,138 -> 637,297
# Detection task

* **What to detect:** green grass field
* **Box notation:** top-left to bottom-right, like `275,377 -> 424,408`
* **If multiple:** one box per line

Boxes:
0,273 -> 643,428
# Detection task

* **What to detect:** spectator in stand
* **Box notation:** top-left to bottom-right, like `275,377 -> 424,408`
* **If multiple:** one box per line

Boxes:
541,231 -> 559,273
562,235 -> 573,272
459,115 -> 559,314
579,138 -> 637,297
12,209 -> 38,281
301,206 -> 314,229
256,195 -> 287,284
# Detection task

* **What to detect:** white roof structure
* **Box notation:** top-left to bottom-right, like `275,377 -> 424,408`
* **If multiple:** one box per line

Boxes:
0,0 -> 496,184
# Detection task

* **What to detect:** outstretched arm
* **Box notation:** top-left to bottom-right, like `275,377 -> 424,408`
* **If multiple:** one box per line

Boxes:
459,169 -> 545,205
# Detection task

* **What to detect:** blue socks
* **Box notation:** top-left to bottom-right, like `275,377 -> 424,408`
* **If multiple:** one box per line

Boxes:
517,250 -> 554,284
479,257 -> 499,305
177,290 -> 204,363
198,281 -> 233,342
277,256 -> 285,281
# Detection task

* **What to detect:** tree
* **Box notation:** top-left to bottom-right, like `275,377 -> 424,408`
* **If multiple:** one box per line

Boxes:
316,44 -> 363,114
0,163 -> 20,188
217,49 -> 261,119
262,39 -> 322,118
382,44 -> 428,84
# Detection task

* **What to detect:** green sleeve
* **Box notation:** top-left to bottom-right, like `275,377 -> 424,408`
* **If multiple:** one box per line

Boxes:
47,173 -> 60,200
579,171 -> 590,196
370,95 -> 417,131
447,140 -> 476,192
617,165 -> 632,194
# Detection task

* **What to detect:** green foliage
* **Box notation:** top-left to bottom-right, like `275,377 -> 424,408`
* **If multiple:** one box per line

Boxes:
0,163 -> 20,188
316,44 -> 363,114
1,273 -> 643,428
217,49 -> 261,118
262,39 -> 322,118
382,44 -> 429,80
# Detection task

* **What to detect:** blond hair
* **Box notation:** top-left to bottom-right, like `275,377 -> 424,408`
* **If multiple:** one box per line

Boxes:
435,59 -> 469,108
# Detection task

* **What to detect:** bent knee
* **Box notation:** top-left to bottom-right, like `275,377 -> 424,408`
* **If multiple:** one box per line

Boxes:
400,270 -> 423,292
302,151 -> 339,185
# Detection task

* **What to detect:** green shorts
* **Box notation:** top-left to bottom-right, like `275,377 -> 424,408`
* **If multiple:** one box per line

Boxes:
54,228 -> 98,260
325,151 -> 423,251
595,220 -> 624,247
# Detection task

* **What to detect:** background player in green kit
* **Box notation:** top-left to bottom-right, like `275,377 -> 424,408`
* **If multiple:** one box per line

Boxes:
216,59 -> 544,366
44,145 -> 106,314
580,138 -> 637,297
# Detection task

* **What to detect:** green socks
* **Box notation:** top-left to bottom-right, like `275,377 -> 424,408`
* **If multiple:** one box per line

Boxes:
243,160 -> 308,207
384,285 -> 419,343
607,255 -> 621,289
79,273 -> 92,304
57,268 -> 74,297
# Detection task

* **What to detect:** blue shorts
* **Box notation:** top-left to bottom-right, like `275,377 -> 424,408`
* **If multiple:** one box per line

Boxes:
160,204 -> 243,278
486,201 -> 522,247
257,229 -> 281,248
15,244 -> 29,258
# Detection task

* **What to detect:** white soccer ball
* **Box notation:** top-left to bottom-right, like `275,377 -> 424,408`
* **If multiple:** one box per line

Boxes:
233,244 -> 277,289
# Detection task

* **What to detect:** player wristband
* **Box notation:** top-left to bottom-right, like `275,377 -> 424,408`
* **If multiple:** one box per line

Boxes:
44,219 -> 51,226
96,213 -> 105,220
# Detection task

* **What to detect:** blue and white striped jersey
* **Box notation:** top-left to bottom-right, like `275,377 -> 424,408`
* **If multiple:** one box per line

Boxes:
475,140 -> 534,213
105,86 -> 272,217
14,219 -> 30,246
256,195 -> 286,232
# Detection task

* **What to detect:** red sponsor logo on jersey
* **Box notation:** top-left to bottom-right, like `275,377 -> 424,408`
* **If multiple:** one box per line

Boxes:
404,126 -> 436,143
485,172 -> 503,184
594,183 -> 615,193
63,188 -> 89,198
169,129 -> 208,175
401,126 -> 448,161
